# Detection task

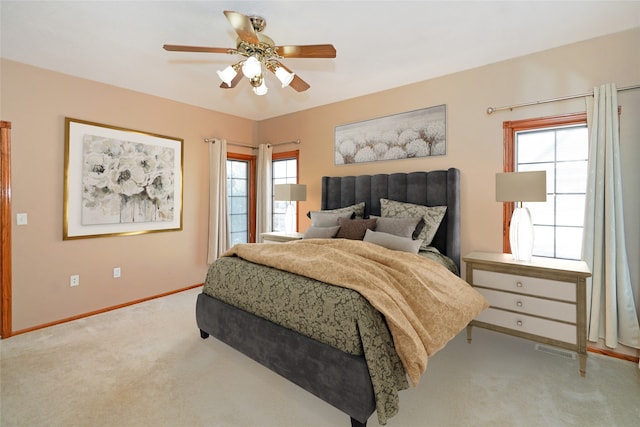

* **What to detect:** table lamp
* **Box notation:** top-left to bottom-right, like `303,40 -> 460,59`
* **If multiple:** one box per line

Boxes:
496,171 -> 546,261
274,183 -> 307,234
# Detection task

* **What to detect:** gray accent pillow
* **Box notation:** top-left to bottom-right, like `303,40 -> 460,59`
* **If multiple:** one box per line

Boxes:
363,229 -> 423,253
380,198 -> 447,249
370,216 -> 425,239
307,202 -> 366,220
303,225 -> 341,239
335,217 -> 377,240
310,211 -> 354,227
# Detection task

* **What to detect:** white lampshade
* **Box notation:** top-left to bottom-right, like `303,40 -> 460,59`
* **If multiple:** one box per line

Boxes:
496,171 -> 547,203
274,66 -> 295,88
496,171 -> 546,262
216,65 -> 237,86
274,184 -> 306,201
241,56 -> 262,78
252,78 -> 268,96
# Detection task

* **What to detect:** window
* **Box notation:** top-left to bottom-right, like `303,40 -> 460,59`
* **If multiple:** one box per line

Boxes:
225,150 -> 297,242
227,153 -> 256,244
271,151 -> 299,232
503,113 -> 588,260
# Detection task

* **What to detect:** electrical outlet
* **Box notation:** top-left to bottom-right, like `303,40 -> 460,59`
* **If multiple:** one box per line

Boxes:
113,267 -> 121,278
70,275 -> 80,287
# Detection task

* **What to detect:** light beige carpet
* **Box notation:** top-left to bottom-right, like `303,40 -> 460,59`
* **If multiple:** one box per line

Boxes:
1,287 -> 639,427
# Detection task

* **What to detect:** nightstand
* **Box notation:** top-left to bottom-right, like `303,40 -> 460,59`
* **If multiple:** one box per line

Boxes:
464,251 -> 591,376
260,231 -> 304,243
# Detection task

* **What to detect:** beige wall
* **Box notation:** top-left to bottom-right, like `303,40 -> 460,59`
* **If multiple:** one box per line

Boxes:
2,28 -> 639,359
260,28 -> 640,355
1,58 -> 256,331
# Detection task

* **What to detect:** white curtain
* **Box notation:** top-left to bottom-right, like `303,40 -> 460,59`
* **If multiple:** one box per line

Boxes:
583,83 -> 640,352
255,144 -> 273,241
207,139 -> 230,264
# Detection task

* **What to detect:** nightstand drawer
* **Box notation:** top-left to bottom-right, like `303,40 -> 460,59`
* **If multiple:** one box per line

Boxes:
476,288 -> 576,323
473,269 -> 575,301
475,308 -> 577,344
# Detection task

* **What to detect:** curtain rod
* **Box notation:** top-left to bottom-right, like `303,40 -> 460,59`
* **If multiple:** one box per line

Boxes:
486,84 -> 640,115
203,138 -> 300,150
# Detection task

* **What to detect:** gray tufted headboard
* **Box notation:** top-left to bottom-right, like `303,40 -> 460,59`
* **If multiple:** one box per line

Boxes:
321,168 -> 461,271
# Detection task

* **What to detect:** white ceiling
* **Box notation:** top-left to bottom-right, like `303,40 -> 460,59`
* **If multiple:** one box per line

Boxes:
2,1 -> 639,121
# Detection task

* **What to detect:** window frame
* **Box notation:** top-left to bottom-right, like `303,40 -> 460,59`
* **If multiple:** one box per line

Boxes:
227,152 -> 256,243
272,150 -> 300,231
502,112 -> 587,255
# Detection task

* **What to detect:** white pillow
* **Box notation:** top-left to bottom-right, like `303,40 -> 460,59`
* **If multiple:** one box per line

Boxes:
363,229 -> 423,253
370,215 -> 424,239
309,211 -> 354,227
303,225 -> 341,239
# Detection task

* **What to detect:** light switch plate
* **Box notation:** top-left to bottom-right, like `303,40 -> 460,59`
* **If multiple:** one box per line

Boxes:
16,213 -> 28,225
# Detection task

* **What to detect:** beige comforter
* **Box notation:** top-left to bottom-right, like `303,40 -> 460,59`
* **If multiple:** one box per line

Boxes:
223,238 -> 488,386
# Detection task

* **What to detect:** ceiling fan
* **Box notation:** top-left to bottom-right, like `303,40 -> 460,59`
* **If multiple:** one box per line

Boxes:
163,10 -> 336,96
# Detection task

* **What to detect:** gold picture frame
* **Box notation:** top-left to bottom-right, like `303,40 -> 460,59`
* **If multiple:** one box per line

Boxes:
63,118 -> 183,239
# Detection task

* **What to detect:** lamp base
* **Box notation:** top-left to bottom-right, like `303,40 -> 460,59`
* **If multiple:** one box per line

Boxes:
284,202 -> 295,234
510,206 -> 534,261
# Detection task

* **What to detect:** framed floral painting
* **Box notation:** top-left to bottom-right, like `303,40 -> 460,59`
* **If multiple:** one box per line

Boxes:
334,104 -> 446,165
63,118 -> 183,239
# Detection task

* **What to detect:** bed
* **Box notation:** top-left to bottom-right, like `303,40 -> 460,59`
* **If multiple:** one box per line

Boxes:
196,168 -> 486,426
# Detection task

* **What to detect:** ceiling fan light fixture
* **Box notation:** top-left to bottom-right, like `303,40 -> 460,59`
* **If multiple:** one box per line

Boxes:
241,56 -> 262,78
216,65 -> 238,86
249,74 -> 263,87
274,66 -> 295,88
252,79 -> 268,96
164,11 -> 335,95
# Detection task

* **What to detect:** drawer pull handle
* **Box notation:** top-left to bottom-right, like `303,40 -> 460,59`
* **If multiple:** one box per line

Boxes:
516,301 -> 523,307
516,282 -> 523,288
516,320 -> 523,327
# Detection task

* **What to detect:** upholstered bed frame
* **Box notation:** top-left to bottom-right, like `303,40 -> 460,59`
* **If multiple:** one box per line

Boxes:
320,169 -> 461,271
196,168 -> 460,426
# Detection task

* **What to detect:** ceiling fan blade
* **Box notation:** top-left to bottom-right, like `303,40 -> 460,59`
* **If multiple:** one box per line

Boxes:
289,75 -> 311,92
163,44 -> 231,54
223,10 -> 260,45
220,72 -> 243,89
275,44 -> 336,58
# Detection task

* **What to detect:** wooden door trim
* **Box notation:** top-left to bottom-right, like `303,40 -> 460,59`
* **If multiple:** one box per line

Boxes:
1,120 -> 12,338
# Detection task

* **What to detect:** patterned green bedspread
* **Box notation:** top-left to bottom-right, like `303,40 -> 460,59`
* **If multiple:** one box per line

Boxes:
203,256 -> 408,424
203,248 -> 459,424
418,247 -> 459,275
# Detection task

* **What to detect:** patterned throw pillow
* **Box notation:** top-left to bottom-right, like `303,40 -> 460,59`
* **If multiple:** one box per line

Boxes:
307,202 -> 366,220
335,217 -> 377,240
380,198 -> 447,249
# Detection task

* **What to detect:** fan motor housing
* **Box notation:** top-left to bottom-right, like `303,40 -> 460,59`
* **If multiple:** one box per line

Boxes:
249,16 -> 266,32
